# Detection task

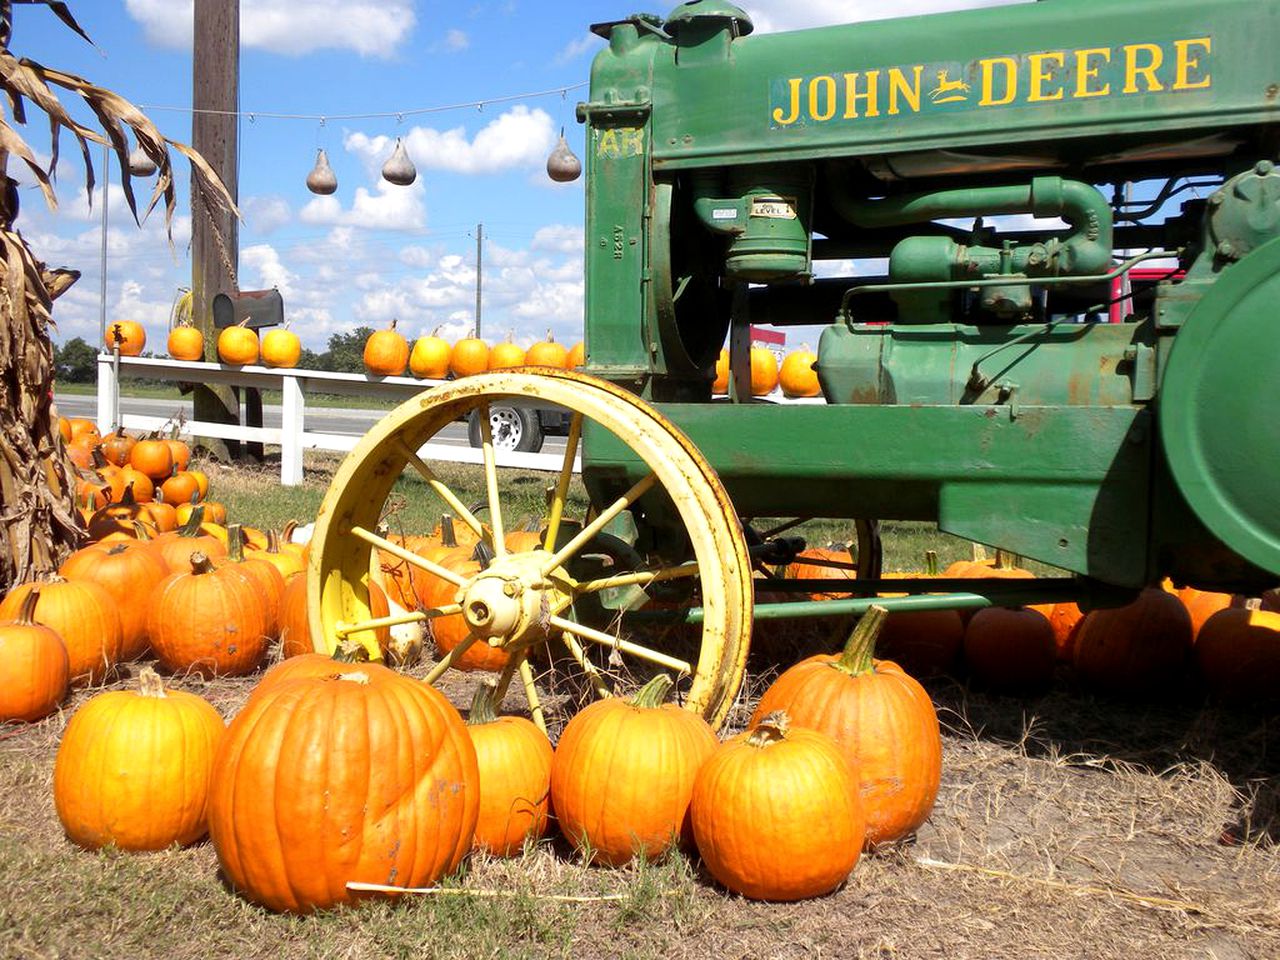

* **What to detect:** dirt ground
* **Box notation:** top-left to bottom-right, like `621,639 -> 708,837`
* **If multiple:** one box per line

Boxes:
1,649 -> 1276,960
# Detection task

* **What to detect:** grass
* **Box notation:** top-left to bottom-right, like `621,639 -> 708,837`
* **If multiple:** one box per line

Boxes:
56,380 -> 404,411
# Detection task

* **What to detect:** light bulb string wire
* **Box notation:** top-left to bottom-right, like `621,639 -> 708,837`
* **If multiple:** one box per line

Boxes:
138,81 -> 589,124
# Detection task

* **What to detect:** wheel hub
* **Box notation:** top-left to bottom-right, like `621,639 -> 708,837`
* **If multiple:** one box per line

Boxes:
458,550 -> 572,649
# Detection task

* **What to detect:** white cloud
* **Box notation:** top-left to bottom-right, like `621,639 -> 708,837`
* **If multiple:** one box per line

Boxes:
531,224 -> 583,255
241,243 -> 297,299
442,29 -> 469,51
123,0 -> 415,58
555,35 -> 599,64
299,179 -> 426,231
742,0 -> 1028,32
345,106 -> 555,177
241,195 -> 292,234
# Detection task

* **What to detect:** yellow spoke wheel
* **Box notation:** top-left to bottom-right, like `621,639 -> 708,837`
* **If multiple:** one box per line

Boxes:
307,369 -> 753,730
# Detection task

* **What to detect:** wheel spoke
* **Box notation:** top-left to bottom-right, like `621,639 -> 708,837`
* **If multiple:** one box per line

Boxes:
520,657 -> 547,733
573,563 -> 700,595
543,411 -> 583,550
541,472 -> 658,576
394,438 -> 488,542
548,614 -> 692,675
423,633 -> 481,684
492,649 -> 525,704
476,402 -> 507,556
334,604 -> 460,638
350,526 -> 470,589
558,629 -> 612,699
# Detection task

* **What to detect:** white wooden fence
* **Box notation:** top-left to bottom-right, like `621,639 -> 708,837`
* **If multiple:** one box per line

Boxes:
95,354 -> 578,486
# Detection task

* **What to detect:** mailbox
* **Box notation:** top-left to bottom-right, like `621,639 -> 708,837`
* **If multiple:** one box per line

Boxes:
212,288 -> 283,329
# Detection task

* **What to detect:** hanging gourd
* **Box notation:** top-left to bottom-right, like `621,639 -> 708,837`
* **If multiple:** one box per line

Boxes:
306,148 -> 337,195
127,144 -> 157,177
546,127 -> 582,183
381,137 -> 417,186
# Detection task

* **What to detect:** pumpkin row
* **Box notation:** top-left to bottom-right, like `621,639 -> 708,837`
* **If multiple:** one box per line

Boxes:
712,344 -> 822,398
48,600 -> 940,909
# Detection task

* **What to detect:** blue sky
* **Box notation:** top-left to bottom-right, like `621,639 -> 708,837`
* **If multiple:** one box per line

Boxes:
16,0 -> 1021,353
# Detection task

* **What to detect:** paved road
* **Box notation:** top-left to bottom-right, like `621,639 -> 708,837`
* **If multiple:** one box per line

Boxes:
54,394 -> 569,456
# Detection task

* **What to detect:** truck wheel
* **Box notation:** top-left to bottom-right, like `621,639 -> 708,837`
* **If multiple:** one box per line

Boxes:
468,405 -> 544,453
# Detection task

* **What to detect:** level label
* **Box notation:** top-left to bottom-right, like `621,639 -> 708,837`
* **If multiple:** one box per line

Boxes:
770,37 -> 1211,128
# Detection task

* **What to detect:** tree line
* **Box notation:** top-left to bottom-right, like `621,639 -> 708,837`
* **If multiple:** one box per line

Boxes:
54,327 -> 381,383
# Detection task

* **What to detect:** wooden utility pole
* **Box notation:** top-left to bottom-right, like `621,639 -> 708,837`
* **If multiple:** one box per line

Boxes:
475,222 -> 483,337
191,0 -> 240,460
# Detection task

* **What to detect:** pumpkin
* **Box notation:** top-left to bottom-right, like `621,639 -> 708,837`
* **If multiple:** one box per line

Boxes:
550,674 -> 717,866
217,318 -> 260,365
363,318 -> 409,377
712,348 -> 729,395
1073,587 -> 1192,695
59,539 -> 169,661
0,588 -> 70,722
58,416 -> 72,443
1174,585 -> 1238,640
566,340 -> 585,370
1193,602 -> 1280,702
165,437 -> 192,473
449,336 -> 490,378
749,345 -> 779,396
787,544 -> 857,601
129,438 -> 175,481
148,552 -> 269,677
691,711 -> 864,901
422,552 -> 510,672
53,667 -> 226,851
154,506 -> 228,572
160,469 -> 201,506
99,428 -> 136,467
253,647 -> 371,700
526,329 -> 568,368
750,605 -> 941,845
407,327 -> 450,379
0,578 -> 122,686
207,664 -> 479,913
142,499 -> 179,533
167,322 -> 204,361
256,529 -> 307,580
876,609 -> 965,679
66,436 -> 96,470
260,322 -> 302,368
1029,601 -> 1085,662
67,418 -> 100,444
466,681 -> 553,856
214,524 -> 286,639
779,344 -> 820,398
962,606 -> 1056,692
488,330 -> 527,370
187,467 -> 209,501
105,319 -> 146,356
277,572 -> 312,659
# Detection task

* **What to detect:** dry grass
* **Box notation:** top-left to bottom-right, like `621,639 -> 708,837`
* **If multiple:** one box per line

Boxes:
2,656 -> 1277,960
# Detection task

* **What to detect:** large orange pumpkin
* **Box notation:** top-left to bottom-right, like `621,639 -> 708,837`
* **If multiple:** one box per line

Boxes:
466,681 -> 553,856
217,319 -> 260,365
261,323 -> 302,368
787,544 -> 857,601
409,327 -> 451,379
53,667 -> 225,851
488,331 -> 527,370
750,605 -> 941,845
363,318 -> 410,377
214,525 -> 286,639
167,323 -> 204,361
98,428 -> 136,467
1073,588 -> 1192,696
105,319 -> 146,356
207,665 -> 479,913
59,539 -> 169,661
1194,603 -> 1280,702
154,507 -> 229,572
550,674 -> 717,866
749,345 -> 779,396
277,572 -> 312,659
0,589 -> 70,722
691,711 -> 864,901
962,606 -> 1056,692
876,608 -> 965,679
129,438 -> 175,482
148,552 -> 269,677
449,336 -> 490,378
0,578 -> 122,686
525,329 -> 568,368
778,345 -> 820,398
566,340 -> 585,370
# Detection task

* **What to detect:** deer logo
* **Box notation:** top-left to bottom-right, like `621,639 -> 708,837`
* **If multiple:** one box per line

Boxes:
929,69 -> 971,103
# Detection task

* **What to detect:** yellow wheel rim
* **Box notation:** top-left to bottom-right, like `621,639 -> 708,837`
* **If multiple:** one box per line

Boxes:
307,368 -> 752,730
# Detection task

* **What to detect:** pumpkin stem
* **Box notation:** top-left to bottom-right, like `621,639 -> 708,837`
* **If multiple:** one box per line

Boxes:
334,639 -> 369,663
266,528 -> 282,555
119,482 -> 138,507
189,551 -> 215,576
137,666 -> 167,699
544,328 -> 555,343
440,514 -> 458,549
227,523 -> 246,562
389,318 -> 398,331
1245,597 -> 1263,612
131,519 -> 154,541
630,673 -> 674,709
971,543 -> 987,563
993,550 -> 1021,571
835,604 -> 890,676
14,587 -> 41,625
177,504 -> 206,538
924,550 -> 939,577
468,680 -> 500,726
746,711 -> 791,747
337,671 -> 371,685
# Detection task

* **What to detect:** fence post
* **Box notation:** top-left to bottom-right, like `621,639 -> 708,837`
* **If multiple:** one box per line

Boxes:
95,353 -> 118,434
280,372 -> 304,486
